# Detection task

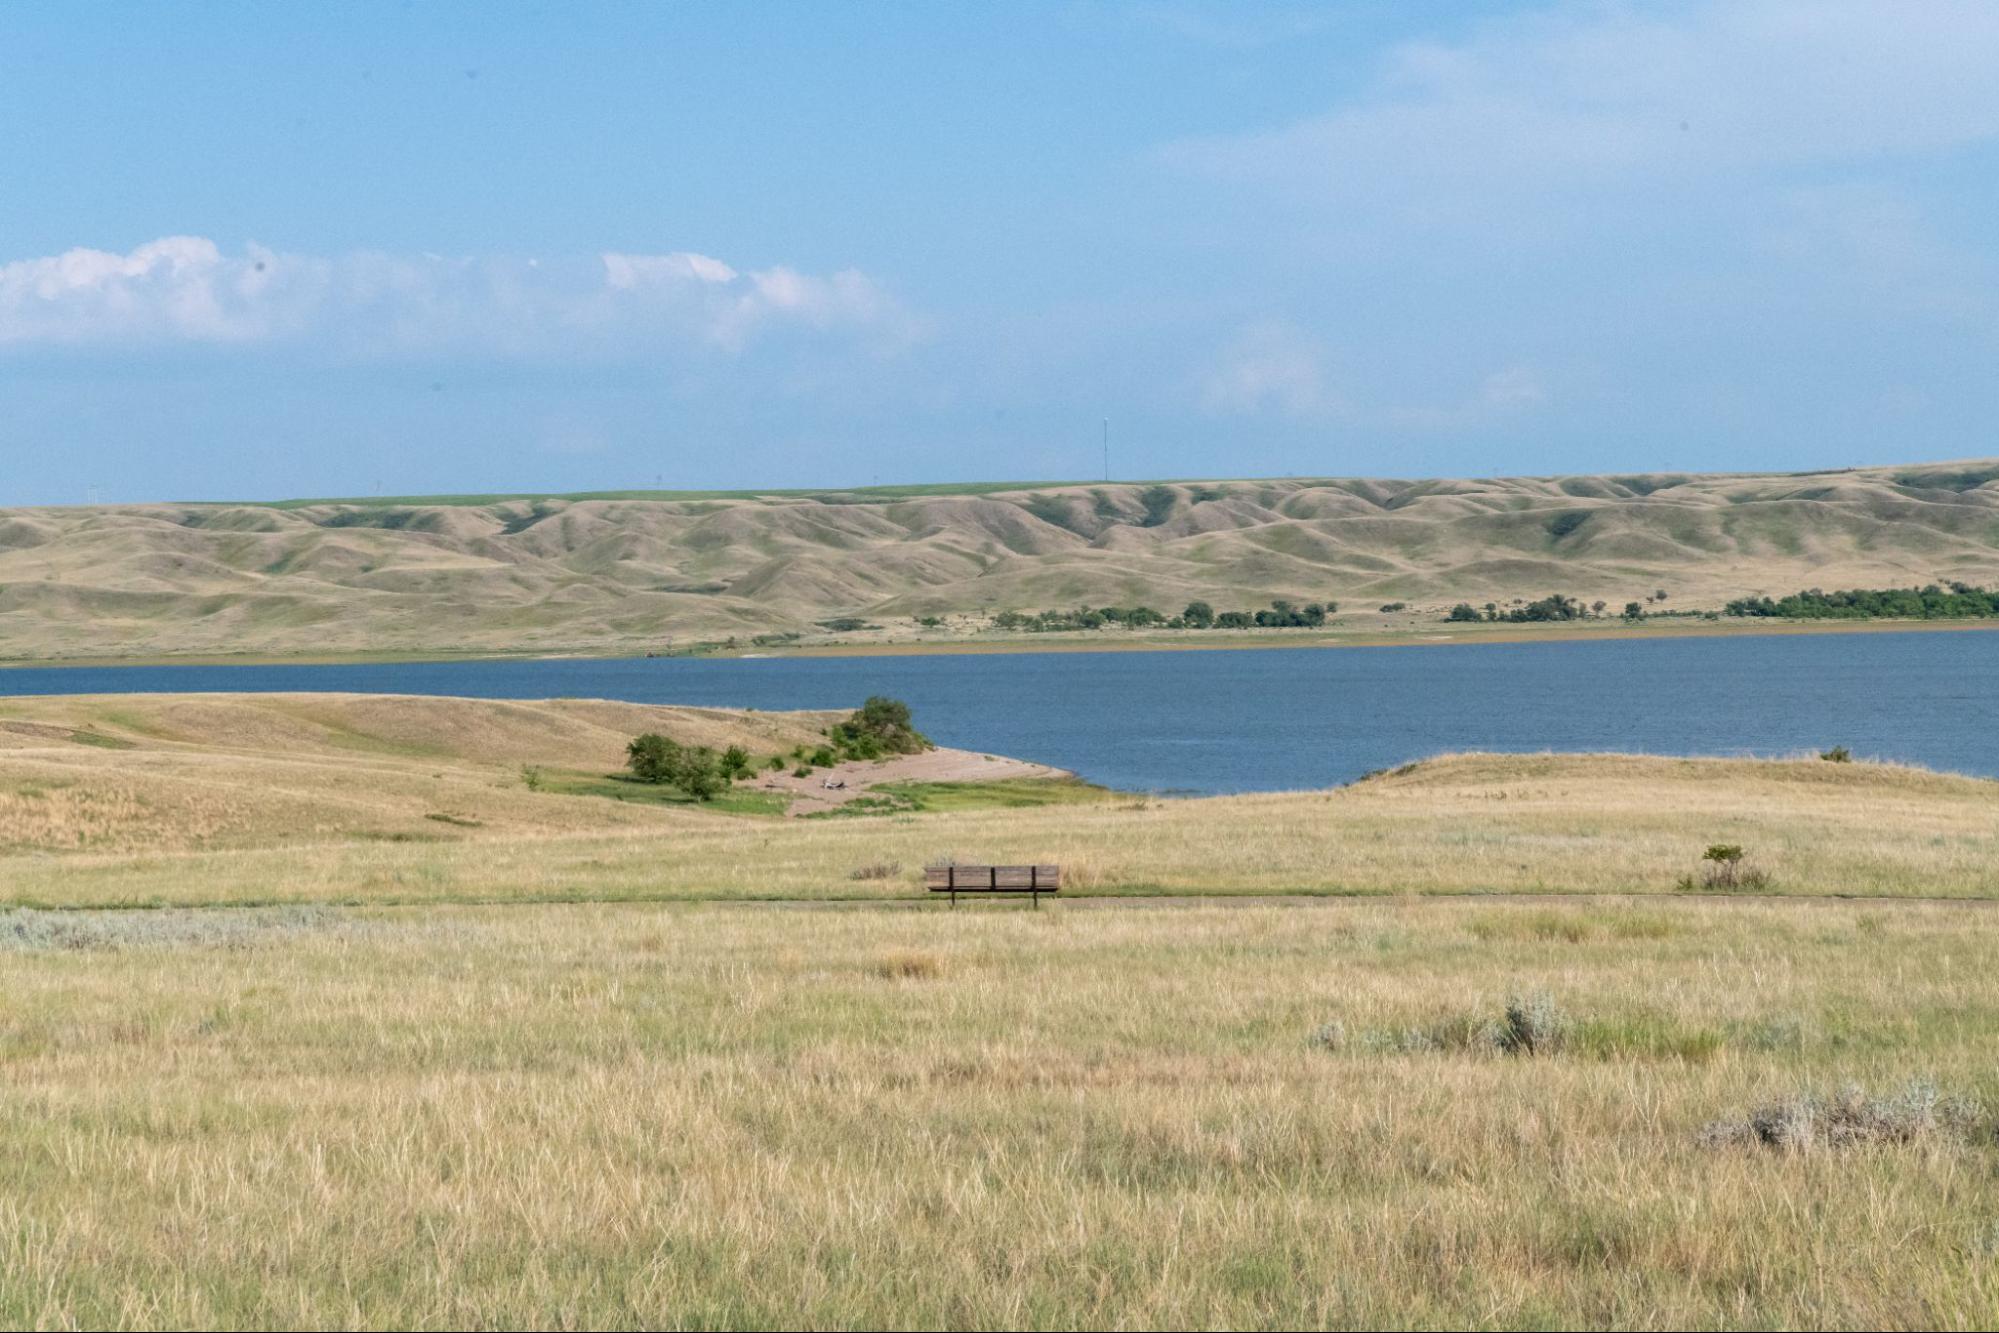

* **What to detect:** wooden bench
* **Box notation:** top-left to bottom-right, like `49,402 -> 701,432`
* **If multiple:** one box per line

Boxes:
925,863 -> 1061,907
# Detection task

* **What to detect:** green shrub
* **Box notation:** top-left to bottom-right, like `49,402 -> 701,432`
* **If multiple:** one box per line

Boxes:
624,733 -> 724,800
1678,843 -> 1772,892
1498,990 -> 1567,1055
1820,745 -> 1852,763
625,733 -> 678,784
827,696 -> 930,759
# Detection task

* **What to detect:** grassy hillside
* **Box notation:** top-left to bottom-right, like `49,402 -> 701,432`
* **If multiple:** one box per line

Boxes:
4,693 -> 1995,906
6,458 -> 1999,660
0,693 -> 837,856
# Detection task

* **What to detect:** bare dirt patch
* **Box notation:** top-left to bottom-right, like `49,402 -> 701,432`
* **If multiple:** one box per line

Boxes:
754,747 -> 1069,816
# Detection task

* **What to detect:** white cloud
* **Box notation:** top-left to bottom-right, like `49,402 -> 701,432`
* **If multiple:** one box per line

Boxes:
1200,321 -> 1343,418
0,238 -> 920,357
1200,320 -> 1542,430
0,236 -> 327,344
600,253 -> 913,352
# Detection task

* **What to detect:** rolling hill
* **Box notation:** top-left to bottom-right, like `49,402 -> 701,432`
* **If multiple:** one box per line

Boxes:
4,458 -> 1998,660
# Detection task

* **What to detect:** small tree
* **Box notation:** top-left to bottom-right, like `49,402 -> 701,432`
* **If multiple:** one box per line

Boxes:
829,696 -> 931,758
1623,601 -> 1645,620
1447,603 -> 1482,622
626,733 -> 728,800
1182,600 -> 1215,628
674,746 -> 725,801
720,745 -> 752,781
626,733 -> 679,784
1683,843 -> 1771,892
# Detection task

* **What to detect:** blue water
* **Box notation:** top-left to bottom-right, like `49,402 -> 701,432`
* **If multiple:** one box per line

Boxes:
1,631 -> 1993,794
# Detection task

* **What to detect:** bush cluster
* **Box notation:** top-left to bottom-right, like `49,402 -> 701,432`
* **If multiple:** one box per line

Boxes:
992,599 -> 1337,633
1447,593 -> 1589,623
625,697 -> 931,797
1725,583 -> 1999,620
625,735 -> 753,800
825,696 -> 932,761
1447,593 -> 1659,623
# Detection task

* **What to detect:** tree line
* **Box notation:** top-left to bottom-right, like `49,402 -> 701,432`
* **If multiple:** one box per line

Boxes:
1446,592 -> 1668,623
1724,584 -> 1999,620
991,599 -> 1338,632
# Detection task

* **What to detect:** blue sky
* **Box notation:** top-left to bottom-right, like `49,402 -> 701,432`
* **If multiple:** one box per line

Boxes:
3,1 -> 1997,504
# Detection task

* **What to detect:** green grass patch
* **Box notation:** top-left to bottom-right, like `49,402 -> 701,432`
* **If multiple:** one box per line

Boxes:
794,777 -> 1112,820
246,480 -> 1103,509
62,729 -> 135,750
539,771 -> 790,817
872,777 -> 1112,813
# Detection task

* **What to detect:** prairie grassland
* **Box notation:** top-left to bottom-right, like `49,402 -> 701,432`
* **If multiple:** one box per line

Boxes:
5,694 -> 1999,1327
0,693 -> 828,858
3,898 -> 1998,1327
1,729 -> 1993,907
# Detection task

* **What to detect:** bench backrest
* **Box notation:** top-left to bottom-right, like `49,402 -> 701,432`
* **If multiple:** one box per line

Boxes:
924,864 -> 1061,892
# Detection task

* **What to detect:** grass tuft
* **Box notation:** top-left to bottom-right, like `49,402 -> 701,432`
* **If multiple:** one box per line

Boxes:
871,949 -> 944,980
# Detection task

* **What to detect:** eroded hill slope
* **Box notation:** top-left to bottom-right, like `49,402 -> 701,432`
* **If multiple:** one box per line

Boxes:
3,458 -> 1997,658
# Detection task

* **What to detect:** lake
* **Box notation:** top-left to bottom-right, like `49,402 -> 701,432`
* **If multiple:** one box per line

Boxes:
1,631 -> 1993,794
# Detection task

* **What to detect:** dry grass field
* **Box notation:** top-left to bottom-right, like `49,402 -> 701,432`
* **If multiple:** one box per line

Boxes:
5,898 -> 1999,1327
5,457 -> 1999,661
1,693 -> 1994,909
4,692 -> 1999,1327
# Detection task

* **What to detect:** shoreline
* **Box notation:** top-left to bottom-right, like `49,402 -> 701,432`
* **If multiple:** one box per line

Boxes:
743,615 -> 1999,658
2,614 -> 1997,671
